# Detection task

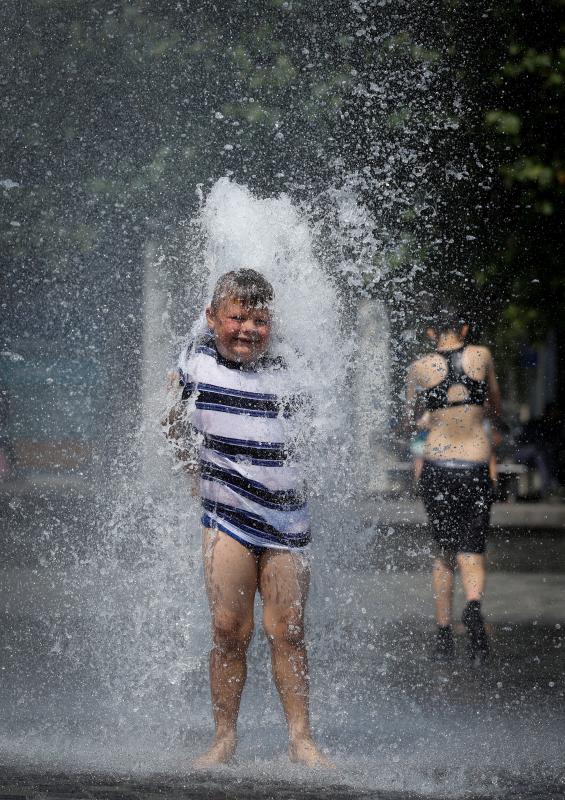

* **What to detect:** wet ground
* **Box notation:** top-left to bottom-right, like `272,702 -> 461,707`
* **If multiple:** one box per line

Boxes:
0,494 -> 564,800
0,768 -> 564,800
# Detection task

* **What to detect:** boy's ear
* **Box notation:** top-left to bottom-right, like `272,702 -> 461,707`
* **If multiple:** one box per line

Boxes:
205,306 -> 215,329
425,327 -> 437,343
460,323 -> 469,339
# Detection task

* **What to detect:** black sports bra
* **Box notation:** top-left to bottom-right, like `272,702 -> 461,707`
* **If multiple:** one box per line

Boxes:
421,347 -> 487,411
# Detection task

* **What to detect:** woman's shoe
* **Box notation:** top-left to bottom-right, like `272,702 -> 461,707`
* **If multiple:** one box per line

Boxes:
462,600 -> 489,663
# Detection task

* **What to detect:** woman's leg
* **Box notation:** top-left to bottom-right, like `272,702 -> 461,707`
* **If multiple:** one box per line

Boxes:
259,548 -> 333,767
422,463 -> 455,628
194,529 -> 259,767
431,552 -> 457,659
457,552 -> 486,602
432,554 -> 455,626
458,552 -> 489,660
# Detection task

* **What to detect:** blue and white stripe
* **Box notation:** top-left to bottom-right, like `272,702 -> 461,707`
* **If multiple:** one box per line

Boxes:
178,336 -> 311,550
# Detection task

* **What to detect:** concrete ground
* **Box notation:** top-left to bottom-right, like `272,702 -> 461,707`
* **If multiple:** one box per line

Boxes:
0,489 -> 563,799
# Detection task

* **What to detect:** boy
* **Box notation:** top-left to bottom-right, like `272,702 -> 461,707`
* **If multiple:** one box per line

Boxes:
163,268 -> 332,768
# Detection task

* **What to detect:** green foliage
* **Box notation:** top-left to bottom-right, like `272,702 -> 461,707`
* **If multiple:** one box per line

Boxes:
485,111 -> 521,136
471,0 -> 565,343
3,0 -> 564,363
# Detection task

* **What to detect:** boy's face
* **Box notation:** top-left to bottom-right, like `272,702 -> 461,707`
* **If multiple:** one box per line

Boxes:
205,297 -> 272,364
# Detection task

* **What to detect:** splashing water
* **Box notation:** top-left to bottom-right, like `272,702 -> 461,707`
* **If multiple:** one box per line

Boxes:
2,178 -> 563,800
42,178 -> 366,756
2,0 -> 564,794
192,180 -> 357,486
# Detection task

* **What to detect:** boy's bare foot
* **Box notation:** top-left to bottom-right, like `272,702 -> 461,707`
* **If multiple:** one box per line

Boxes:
289,736 -> 335,768
192,732 -> 237,769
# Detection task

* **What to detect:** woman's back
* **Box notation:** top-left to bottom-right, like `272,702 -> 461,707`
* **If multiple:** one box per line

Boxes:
410,344 -> 495,463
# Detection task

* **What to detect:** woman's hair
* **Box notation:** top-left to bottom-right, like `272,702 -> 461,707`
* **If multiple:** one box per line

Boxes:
210,268 -> 274,310
429,305 -> 467,334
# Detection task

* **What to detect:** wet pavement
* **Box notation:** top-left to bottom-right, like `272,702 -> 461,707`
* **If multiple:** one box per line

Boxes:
0,497 -> 564,800
0,769 -> 564,800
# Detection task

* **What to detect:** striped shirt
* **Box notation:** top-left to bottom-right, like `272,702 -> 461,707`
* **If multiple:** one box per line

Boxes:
178,335 -> 311,550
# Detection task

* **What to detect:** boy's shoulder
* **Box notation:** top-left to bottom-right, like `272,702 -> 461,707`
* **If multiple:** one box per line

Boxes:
192,333 -> 216,357
179,334 -> 216,368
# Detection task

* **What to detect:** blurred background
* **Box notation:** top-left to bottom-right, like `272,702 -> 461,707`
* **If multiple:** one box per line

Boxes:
1,0 -> 564,501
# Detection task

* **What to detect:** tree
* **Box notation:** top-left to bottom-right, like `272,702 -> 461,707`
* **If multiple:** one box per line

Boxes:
476,0 -> 565,346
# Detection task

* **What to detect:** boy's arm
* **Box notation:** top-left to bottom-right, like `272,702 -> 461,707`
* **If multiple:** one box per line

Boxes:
161,370 -> 200,474
161,370 -> 186,441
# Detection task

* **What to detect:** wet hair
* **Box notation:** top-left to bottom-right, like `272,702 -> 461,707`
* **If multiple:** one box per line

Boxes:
429,305 -> 467,334
210,268 -> 274,311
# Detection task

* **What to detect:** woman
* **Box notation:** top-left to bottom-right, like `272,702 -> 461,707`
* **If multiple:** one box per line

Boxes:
405,308 -> 502,663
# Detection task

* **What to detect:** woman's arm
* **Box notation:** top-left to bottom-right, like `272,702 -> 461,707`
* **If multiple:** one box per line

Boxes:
485,351 -> 502,423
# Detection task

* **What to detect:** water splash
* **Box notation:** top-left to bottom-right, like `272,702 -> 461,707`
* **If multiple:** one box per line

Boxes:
66,178 -> 371,744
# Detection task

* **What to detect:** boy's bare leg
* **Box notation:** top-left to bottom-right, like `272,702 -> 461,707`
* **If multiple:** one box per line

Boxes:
259,549 -> 333,768
194,529 -> 258,768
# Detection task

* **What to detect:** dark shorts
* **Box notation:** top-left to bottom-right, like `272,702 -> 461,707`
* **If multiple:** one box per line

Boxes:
420,461 -> 493,555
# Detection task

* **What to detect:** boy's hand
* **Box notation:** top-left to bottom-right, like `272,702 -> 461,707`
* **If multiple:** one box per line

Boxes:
167,369 -> 181,394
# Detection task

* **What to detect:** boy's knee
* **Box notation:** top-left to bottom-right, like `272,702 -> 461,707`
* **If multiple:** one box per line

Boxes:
213,613 -> 253,651
263,610 -> 304,646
